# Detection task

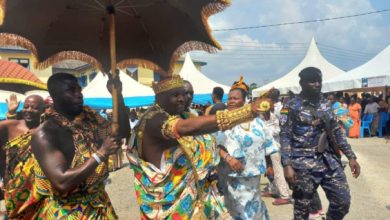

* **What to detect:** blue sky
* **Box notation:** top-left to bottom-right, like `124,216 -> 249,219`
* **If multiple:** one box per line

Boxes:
190,0 -> 390,87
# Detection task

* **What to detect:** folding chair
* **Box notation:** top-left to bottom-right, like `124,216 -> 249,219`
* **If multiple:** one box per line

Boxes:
360,113 -> 373,138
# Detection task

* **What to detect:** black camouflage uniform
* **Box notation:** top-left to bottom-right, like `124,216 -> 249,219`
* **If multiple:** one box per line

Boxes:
280,76 -> 357,220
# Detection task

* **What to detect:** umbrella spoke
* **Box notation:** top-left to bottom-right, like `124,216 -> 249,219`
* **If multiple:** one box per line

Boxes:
92,0 -> 106,10
70,2 -> 103,12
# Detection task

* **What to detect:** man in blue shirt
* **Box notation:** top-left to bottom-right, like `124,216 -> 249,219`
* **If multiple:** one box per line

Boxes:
280,67 -> 360,220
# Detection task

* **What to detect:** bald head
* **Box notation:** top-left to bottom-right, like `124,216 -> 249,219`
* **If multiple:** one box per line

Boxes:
22,95 -> 45,126
25,95 -> 45,110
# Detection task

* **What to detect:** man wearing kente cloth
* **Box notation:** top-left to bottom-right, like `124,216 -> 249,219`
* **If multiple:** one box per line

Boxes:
0,94 -> 45,219
31,73 -> 130,219
127,75 -> 271,219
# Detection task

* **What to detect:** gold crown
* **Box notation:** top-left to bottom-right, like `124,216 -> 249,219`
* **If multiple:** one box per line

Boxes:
152,75 -> 185,94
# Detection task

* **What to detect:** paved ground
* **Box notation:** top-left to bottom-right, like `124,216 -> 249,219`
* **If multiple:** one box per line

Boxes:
106,137 -> 390,219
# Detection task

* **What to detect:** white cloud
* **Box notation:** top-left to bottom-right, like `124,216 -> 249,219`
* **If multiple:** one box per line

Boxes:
195,0 -> 390,87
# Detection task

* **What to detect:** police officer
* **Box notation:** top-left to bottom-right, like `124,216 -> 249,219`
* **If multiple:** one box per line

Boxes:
280,67 -> 360,220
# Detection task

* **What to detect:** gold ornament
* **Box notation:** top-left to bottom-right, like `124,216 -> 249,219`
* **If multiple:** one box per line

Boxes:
216,104 -> 254,131
258,100 -> 271,112
152,75 -> 185,94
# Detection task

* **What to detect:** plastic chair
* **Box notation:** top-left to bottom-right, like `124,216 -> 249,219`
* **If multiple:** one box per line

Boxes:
378,112 -> 389,138
360,113 -> 374,138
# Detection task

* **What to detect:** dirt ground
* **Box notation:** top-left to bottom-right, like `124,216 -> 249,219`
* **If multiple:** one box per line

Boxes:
106,137 -> 390,219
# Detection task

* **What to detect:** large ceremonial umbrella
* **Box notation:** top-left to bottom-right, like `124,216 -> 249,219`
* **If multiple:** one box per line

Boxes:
0,59 -> 47,93
0,0 -> 230,133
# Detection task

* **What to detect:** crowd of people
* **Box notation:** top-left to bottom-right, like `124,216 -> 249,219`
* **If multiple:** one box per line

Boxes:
324,91 -> 390,138
0,67 -> 362,220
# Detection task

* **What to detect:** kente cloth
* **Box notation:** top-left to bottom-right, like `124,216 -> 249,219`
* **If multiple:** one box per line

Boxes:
35,106 -> 117,220
3,131 -> 44,220
127,105 -> 227,220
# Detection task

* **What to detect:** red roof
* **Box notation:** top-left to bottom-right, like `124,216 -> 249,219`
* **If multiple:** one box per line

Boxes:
0,59 -> 44,84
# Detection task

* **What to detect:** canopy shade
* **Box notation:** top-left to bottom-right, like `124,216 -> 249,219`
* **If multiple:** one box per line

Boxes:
322,44 -> 390,93
0,0 -> 230,74
179,53 -> 230,94
252,38 -> 345,96
0,59 -> 47,93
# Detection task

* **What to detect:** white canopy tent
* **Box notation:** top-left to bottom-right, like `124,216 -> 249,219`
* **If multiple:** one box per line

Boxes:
252,38 -> 346,96
179,53 -> 230,95
322,44 -> 390,93
82,71 -> 155,108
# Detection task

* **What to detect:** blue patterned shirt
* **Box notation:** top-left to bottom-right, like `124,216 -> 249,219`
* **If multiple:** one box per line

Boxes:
217,117 -> 278,177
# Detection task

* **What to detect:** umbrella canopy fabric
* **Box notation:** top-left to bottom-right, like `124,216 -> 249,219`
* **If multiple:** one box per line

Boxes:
0,59 -> 47,93
0,0 -> 230,74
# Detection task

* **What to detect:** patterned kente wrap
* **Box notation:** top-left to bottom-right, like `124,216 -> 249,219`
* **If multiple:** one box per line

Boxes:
127,104 -> 227,219
35,106 -> 117,220
4,131 -> 44,219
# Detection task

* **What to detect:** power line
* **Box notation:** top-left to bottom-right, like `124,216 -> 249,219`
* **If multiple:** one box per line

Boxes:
214,9 -> 390,31
317,43 -> 375,55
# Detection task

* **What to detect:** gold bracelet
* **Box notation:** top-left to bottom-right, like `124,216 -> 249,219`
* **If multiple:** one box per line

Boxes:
161,115 -> 181,140
216,104 -> 254,131
6,112 -> 16,119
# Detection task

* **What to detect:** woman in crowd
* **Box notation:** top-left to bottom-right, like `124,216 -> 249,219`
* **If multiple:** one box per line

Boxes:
217,77 -> 278,220
348,97 -> 362,138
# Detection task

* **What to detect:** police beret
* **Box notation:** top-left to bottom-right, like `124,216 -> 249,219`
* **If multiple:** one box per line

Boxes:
298,67 -> 322,81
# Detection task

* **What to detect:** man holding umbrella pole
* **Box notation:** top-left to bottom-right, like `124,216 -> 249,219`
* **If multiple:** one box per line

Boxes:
31,72 -> 130,219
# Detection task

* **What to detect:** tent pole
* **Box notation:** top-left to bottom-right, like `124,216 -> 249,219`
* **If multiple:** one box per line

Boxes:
109,11 -> 119,136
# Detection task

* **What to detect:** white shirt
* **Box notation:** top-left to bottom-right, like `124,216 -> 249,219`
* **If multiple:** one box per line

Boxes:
364,102 -> 379,114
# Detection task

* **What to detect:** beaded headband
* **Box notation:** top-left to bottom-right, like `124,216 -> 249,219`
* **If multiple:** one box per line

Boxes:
152,75 -> 185,94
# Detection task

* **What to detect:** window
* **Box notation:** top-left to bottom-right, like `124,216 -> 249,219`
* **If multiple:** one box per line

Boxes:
153,72 -> 160,82
78,75 -> 88,88
9,58 -> 30,69
89,72 -> 97,81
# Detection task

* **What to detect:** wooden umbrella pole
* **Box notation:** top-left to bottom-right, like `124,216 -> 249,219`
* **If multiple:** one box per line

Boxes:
109,11 -> 119,136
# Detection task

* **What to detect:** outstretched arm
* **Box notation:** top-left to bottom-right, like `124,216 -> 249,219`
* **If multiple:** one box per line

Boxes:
31,124 -> 121,194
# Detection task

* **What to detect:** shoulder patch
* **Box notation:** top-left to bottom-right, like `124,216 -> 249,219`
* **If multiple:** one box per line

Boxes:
280,113 -> 288,126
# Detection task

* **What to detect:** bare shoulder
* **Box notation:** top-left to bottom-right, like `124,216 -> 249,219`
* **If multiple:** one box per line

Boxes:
144,112 -> 169,136
32,119 -> 64,147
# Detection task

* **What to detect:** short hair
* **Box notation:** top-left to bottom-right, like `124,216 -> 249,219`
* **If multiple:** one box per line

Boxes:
268,88 -> 280,101
212,87 -> 224,100
299,67 -> 322,82
47,73 -> 78,98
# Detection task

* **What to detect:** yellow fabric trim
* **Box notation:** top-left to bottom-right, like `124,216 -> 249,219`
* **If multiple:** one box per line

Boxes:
168,0 -> 231,74
0,78 -> 47,90
0,0 -> 5,25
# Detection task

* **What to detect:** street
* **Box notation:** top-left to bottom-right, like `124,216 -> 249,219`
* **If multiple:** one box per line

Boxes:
106,138 -> 390,219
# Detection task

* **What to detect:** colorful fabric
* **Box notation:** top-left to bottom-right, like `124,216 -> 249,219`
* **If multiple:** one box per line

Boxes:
127,105 -> 227,219
216,117 -> 277,219
224,176 -> 269,220
348,103 -> 362,138
35,106 -> 117,220
216,117 -> 278,178
3,132 -> 44,219
332,102 -> 353,130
